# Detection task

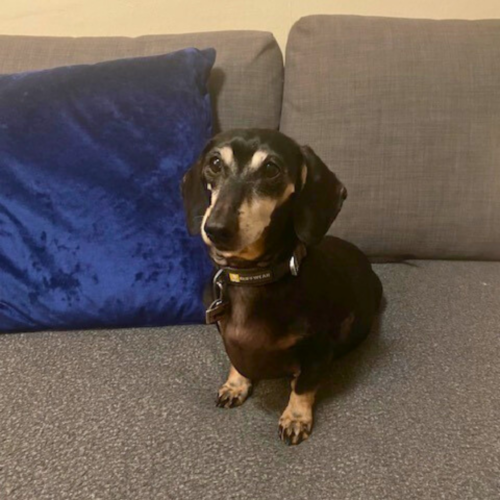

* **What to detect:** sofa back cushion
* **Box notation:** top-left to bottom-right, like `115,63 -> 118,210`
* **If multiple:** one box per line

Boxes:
0,31 -> 283,133
281,16 -> 500,259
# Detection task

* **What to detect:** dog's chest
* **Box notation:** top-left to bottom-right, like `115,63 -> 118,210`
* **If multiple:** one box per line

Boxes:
219,288 -> 302,380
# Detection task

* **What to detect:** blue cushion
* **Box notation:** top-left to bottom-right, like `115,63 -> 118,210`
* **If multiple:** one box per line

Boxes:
0,48 -> 215,333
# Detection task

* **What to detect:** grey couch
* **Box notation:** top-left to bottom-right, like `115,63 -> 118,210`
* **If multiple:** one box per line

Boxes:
1,15 -> 499,500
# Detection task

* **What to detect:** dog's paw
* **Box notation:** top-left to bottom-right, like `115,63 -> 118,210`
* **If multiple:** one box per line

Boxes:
278,410 -> 313,445
216,382 -> 252,409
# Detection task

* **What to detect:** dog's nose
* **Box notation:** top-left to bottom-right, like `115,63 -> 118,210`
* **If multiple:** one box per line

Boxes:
204,221 -> 235,245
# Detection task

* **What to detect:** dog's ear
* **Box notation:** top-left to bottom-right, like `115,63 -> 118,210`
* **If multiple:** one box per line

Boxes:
293,145 -> 347,245
181,144 -> 211,235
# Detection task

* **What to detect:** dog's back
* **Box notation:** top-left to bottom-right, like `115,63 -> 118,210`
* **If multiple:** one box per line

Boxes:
305,236 -> 383,356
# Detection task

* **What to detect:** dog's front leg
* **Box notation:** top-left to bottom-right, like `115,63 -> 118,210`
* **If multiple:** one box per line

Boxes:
278,376 -> 317,445
279,340 -> 332,445
216,364 -> 253,408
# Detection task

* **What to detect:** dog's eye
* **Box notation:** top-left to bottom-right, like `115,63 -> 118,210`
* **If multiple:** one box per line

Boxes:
208,156 -> 222,174
263,161 -> 280,179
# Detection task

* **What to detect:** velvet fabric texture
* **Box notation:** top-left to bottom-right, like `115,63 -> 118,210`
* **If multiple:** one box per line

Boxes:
0,48 -> 215,333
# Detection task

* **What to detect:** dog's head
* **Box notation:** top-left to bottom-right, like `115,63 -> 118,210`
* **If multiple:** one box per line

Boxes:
182,129 -> 346,261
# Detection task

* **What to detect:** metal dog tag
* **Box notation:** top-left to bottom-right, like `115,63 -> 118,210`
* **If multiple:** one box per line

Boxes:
205,299 -> 229,325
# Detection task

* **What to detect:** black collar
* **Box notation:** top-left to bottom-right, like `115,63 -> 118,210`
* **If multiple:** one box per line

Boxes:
215,242 -> 307,286
205,243 -> 307,325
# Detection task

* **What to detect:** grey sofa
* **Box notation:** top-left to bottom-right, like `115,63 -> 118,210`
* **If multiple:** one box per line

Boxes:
1,15 -> 499,500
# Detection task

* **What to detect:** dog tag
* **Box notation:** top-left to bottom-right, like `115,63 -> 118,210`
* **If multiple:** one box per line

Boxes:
205,299 -> 229,325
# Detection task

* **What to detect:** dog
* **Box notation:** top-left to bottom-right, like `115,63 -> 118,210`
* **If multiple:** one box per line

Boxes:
182,128 -> 382,445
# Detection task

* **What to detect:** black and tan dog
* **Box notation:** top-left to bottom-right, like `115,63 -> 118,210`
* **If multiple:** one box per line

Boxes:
182,129 -> 382,445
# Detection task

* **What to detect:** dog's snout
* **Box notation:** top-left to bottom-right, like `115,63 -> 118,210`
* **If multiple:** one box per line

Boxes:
340,186 -> 348,201
204,220 -> 236,246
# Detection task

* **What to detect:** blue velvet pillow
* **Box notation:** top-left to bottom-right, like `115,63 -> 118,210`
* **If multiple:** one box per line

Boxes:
0,48 -> 215,333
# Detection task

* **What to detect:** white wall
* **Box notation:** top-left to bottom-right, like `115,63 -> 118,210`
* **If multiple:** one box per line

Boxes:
2,0 -> 500,50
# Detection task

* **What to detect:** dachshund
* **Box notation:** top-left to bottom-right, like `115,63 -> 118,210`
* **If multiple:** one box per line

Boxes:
182,128 -> 382,445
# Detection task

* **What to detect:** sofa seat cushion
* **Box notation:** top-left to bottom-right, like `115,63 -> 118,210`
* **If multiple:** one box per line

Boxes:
1,261 -> 499,498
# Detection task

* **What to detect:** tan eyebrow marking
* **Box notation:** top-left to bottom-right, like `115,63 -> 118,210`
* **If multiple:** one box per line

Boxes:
218,146 -> 235,170
248,150 -> 268,171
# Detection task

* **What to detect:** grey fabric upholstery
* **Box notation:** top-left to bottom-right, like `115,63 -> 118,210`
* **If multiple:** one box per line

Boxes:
1,261 -> 499,499
281,16 -> 500,259
0,31 -> 283,133
1,18 -> 499,500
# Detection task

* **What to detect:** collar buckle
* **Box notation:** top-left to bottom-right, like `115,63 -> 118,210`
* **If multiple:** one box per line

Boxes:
289,243 -> 306,277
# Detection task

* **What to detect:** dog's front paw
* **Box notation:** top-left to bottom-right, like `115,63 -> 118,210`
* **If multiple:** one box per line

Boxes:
216,382 -> 252,409
278,410 -> 313,445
